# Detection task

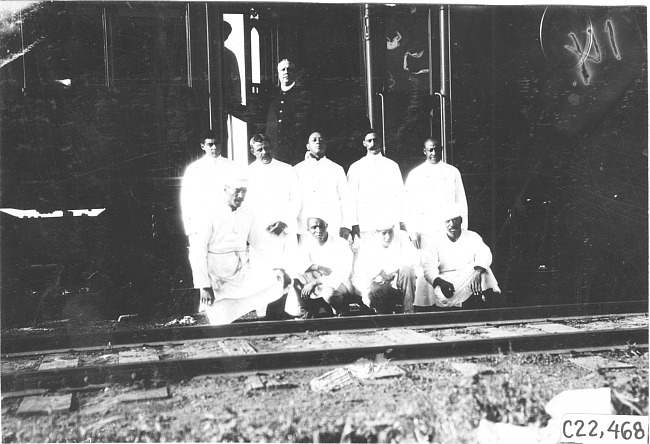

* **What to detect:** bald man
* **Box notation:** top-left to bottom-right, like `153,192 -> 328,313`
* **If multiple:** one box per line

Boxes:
265,59 -> 315,165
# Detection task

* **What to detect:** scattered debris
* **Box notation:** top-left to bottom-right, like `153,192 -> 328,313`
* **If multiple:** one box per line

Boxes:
569,356 -> 636,372
16,394 -> 73,415
611,387 -> 645,415
246,374 -> 297,391
163,316 -> 197,327
118,387 -> 170,403
310,352 -> 402,392
368,365 -> 406,379
450,362 -> 495,379
310,367 -> 357,393
247,374 -> 266,391
83,415 -> 123,435
347,353 -> 404,379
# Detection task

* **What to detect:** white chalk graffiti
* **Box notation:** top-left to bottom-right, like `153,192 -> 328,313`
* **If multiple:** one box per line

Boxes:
564,20 -> 620,85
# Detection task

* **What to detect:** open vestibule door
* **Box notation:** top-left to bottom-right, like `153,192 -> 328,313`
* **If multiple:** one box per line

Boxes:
361,4 -> 450,166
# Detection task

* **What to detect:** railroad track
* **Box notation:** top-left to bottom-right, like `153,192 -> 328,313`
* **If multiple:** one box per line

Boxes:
2,302 -> 647,393
2,300 -> 647,354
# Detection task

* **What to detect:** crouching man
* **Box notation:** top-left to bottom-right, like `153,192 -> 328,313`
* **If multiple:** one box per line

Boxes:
191,170 -> 285,324
286,215 -> 353,318
414,204 -> 501,310
347,220 -> 420,314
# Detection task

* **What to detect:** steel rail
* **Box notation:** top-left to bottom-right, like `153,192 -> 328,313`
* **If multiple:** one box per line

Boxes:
2,327 -> 647,392
2,301 -> 646,355
3,310 -> 648,359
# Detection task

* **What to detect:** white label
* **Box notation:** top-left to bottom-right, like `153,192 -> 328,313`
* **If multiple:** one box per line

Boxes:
560,414 -> 649,444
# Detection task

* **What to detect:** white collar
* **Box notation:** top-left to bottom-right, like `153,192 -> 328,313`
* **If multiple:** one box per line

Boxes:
305,152 -> 326,162
281,82 -> 295,92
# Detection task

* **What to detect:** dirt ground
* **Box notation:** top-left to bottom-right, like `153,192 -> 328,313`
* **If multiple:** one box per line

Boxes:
2,347 -> 647,443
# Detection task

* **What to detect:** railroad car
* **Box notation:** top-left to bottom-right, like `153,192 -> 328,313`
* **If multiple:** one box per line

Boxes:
0,2 -> 646,326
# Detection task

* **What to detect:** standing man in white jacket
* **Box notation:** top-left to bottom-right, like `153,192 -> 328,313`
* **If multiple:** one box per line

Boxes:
405,137 -> 468,250
180,129 -> 235,288
347,129 -> 406,242
293,131 -> 355,241
244,133 -> 301,272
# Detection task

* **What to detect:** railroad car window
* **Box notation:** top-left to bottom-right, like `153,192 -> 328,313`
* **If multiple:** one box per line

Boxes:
8,3 -> 106,89
110,4 -> 187,86
251,27 -> 261,89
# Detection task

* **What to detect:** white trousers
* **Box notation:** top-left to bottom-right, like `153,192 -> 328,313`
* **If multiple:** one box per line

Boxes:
415,265 -> 500,308
199,251 -> 284,325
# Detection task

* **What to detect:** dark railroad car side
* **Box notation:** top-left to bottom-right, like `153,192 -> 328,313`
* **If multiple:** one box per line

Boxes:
0,3 -> 646,326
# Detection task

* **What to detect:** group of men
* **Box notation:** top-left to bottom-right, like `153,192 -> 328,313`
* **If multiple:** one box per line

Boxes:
180,123 -> 501,325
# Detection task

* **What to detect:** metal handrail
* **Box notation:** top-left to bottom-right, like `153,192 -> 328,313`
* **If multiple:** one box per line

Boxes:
378,92 -> 386,155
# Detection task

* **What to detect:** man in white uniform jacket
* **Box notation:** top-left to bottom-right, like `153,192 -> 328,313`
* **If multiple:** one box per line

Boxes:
405,137 -> 468,249
347,129 -> 406,241
348,218 -> 420,314
180,130 -> 235,287
293,131 -> 354,241
415,204 -> 500,310
286,214 -> 354,318
191,170 -> 284,325
244,133 -> 301,271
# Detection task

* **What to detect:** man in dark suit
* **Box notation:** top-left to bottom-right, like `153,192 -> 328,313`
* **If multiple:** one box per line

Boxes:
265,59 -> 315,165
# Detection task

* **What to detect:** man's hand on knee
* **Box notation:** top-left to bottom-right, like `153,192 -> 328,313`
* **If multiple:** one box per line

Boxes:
301,281 -> 318,300
267,221 -> 287,236
469,267 -> 485,295
200,287 -> 214,306
433,277 -> 455,299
